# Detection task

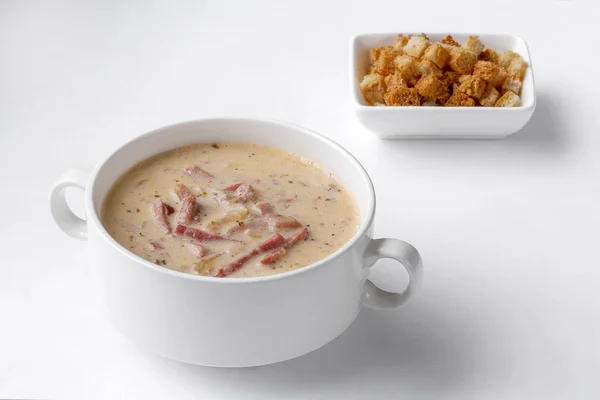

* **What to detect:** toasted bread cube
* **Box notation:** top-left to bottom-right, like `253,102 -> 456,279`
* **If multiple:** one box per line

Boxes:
418,58 -> 443,78
368,46 -> 384,64
448,47 -> 478,75
359,73 -> 386,105
456,74 -> 486,99
451,82 -> 460,94
384,87 -> 421,106
392,43 -> 406,55
393,34 -> 410,53
444,91 -> 476,107
438,73 -> 456,103
495,91 -> 521,107
404,34 -> 430,58
397,34 -> 410,46
463,35 -> 485,55
479,84 -> 500,106
438,91 -> 451,105
473,60 -> 507,88
422,101 -> 438,106
384,71 -> 408,90
441,35 -> 460,47
502,76 -> 522,95
370,46 -> 399,76
508,57 -> 528,81
479,48 -> 499,63
394,55 -> 419,82
415,75 -> 445,102
440,71 -> 459,89
423,43 -> 449,68
499,50 -> 519,68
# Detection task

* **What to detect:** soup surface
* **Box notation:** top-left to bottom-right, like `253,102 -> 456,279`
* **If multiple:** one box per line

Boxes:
101,143 -> 360,278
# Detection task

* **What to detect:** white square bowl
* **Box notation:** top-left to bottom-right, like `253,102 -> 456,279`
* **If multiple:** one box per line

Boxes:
351,33 -> 536,139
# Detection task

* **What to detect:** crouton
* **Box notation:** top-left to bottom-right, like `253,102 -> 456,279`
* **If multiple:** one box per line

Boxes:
438,91 -> 451,105
418,58 -> 443,78
359,73 -> 386,105
508,57 -> 528,81
501,76 -> 522,95
473,60 -> 507,88
455,74 -> 486,99
394,55 -> 419,82
463,35 -> 485,55
397,34 -> 411,45
444,91 -> 476,107
479,84 -> 500,106
441,35 -> 460,47
448,47 -> 478,74
440,71 -> 459,88
403,34 -> 430,58
415,75 -> 446,102
368,47 -> 384,64
384,87 -> 421,106
393,34 -> 410,53
423,43 -> 449,68
384,71 -> 408,90
479,48 -> 499,63
370,46 -> 399,76
495,91 -> 521,107
499,50 -> 519,68
360,33 -> 528,108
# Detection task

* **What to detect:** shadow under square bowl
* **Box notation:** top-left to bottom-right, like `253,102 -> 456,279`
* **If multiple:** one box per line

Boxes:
350,33 -> 536,139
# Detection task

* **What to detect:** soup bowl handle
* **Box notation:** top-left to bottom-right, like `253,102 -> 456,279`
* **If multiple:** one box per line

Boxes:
50,169 -> 89,240
362,238 -> 423,309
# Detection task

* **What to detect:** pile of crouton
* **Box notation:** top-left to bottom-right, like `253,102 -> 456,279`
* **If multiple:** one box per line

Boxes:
359,34 -> 528,107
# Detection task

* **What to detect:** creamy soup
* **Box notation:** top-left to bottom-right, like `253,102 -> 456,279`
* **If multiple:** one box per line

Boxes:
101,143 -> 360,278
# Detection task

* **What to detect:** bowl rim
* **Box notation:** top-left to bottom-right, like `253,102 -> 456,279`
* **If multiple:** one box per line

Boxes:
86,118 -> 376,285
350,32 -> 536,111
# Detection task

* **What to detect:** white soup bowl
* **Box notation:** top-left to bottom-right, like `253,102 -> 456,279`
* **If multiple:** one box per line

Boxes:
50,119 -> 423,367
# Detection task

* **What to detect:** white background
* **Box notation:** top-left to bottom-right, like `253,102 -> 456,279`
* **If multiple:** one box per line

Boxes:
1,0 -> 599,399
